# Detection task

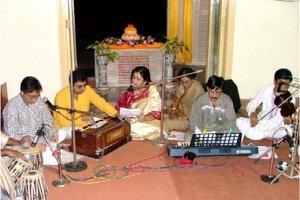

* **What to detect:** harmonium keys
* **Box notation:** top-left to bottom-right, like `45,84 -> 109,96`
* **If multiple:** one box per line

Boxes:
73,118 -> 131,158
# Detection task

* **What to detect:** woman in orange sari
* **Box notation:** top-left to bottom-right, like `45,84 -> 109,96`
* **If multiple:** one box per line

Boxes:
115,66 -> 162,140
166,67 -> 204,132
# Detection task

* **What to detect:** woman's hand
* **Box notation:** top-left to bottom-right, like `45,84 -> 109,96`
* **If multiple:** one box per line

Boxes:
138,114 -> 155,122
138,114 -> 145,122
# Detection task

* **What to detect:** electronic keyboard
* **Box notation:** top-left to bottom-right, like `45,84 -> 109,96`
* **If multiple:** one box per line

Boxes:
167,132 -> 258,157
167,143 -> 259,157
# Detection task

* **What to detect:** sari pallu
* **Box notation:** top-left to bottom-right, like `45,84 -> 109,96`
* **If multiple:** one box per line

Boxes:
173,80 -> 204,119
165,80 -> 204,132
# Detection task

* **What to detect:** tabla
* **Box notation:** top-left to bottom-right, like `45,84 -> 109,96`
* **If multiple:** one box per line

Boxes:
20,169 -> 48,200
11,144 -> 43,170
1,158 -> 16,199
6,157 -> 33,187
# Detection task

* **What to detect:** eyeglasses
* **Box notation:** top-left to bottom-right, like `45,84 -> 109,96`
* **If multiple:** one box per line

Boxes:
22,91 -> 41,103
25,93 -> 40,98
74,83 -> 87,89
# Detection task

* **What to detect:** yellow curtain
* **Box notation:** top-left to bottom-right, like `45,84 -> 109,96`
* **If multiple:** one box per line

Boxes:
168,0 -> 179,40
168,0 -> 192,63
182,0 -> 192,63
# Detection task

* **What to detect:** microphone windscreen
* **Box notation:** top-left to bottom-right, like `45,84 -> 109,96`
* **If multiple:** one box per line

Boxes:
42,96 -> 48,102
286,134 -> 294,148
42,97 -> 56,111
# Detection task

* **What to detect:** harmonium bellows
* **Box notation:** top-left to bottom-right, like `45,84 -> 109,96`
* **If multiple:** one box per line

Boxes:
72,118 -> 131,158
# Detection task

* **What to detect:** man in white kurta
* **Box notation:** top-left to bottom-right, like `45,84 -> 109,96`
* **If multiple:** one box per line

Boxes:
236,68 -> 294,140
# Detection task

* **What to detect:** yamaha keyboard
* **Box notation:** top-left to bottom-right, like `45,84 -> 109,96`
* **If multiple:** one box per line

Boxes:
167,132 -> 258,157
167,143 -> 258,157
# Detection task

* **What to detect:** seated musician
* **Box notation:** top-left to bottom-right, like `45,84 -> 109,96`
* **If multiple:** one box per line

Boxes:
187,75 -> 239,141
1,131 -> 31,199
115,66 -> 162,140
236,68 -> 295,140
3,76 -> 57,145
166,67 -> 204,132
53,69 -> 118,140
238,91 -> 296,140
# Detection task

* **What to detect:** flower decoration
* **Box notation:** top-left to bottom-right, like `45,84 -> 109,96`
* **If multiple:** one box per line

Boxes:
110,35 -> 156,47
88,35 -> 159,54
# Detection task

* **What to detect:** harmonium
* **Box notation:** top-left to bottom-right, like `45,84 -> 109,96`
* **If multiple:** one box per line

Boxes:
72,117 -> 131,159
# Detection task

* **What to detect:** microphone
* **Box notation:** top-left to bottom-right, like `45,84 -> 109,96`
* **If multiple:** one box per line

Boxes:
286,134 -> 294,148
42,97 -> 57,111
31,124 -> 45,147
274,134 -> 293,148
275,135 -> 287,146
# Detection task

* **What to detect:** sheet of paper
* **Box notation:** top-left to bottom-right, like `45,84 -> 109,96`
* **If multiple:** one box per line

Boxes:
195,126 -> 202,134
120,107 -> 141,118
43,147 -> 84,165
168,131 -> 186,141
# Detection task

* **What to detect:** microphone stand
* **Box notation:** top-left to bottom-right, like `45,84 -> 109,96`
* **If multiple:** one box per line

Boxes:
260,127 -> 289,184
52,105 -> 91,116
152,62 -> 203,147
257,88 -> 299,183
271,107 -> 300,183
64,71 -> 87,172
152,56 -> 168,147
41,124 -> 70,187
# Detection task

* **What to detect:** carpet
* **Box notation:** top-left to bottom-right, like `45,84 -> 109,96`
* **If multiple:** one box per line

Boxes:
44,139 -> 299,200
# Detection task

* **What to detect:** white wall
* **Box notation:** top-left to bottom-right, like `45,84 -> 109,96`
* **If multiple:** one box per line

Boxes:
232,0 -> 299,99
0,0 -> 61,102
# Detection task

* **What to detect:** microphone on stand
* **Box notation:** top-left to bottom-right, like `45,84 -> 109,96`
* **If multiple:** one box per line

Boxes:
31,124 -> 45,147
286,134 -> 294,148
153,70 -> 204,86
286,134 -> 295,155
275,135 -> 287,146
42,97 -> 57,111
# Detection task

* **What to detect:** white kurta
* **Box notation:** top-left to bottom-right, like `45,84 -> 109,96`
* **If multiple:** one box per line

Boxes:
237,85 -> 294,140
